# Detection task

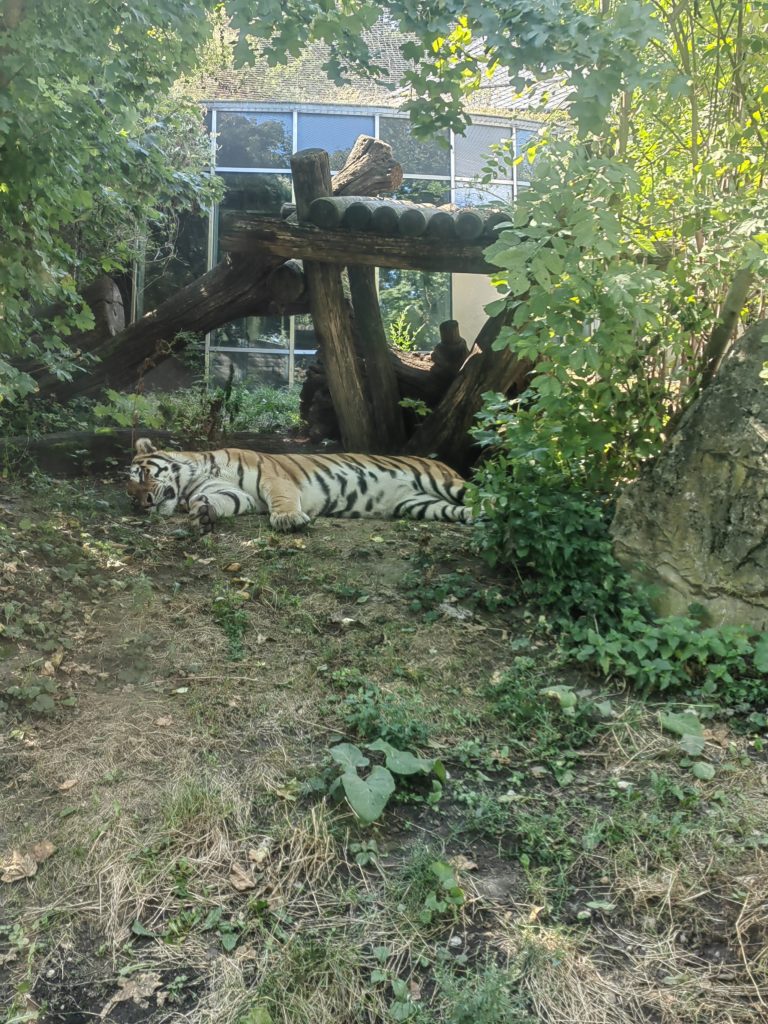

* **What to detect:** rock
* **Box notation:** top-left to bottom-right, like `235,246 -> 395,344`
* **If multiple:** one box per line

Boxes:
610,319 -> 768,630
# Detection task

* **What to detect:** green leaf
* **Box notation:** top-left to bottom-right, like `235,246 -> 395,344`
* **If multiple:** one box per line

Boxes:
753,634 -> 768,673
239,1008 -> 274,1024
131,920 -> 155,938
659,711 -> 703,740
366,739 -> 435,775
691,762 -> 715,781
541,685 -> 578,710
341,767 -> 396,823
330,743 -> 369,771
679,733 -> 705,757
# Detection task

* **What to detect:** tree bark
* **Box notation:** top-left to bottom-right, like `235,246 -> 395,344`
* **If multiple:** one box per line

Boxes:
39,254 -> 310,401
220,213 -> 496,273
292,149 -> 374,452
330,135 -> 403,195
700,267 -> 754,389
347,265 -> 406,450
406,314 -> 535,471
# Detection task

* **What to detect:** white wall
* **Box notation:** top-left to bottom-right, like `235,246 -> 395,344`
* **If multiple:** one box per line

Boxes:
451,274 -> 502,346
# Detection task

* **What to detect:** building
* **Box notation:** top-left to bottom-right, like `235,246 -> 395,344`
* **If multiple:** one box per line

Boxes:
137,28 -> 555,389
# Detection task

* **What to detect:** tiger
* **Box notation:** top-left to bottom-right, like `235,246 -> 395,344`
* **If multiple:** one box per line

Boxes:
127,438 -> 473,534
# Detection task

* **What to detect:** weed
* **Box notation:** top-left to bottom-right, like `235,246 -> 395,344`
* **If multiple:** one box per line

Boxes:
323,740 -> 445,823
402,562 -> 511,622
434,959 -> 535,1024
211,584 -> 250,660
483,657 -> 613,776
335,681 -> 432,749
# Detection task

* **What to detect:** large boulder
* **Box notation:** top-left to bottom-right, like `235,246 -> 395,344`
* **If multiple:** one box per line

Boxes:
611,319 -> 768,629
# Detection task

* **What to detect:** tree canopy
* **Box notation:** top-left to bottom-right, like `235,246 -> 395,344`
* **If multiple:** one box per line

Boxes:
2,0 -> 767,459
0,0 -> 221,402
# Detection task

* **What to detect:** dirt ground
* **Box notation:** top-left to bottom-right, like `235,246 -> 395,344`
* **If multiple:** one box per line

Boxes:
1,473 -> 766,1023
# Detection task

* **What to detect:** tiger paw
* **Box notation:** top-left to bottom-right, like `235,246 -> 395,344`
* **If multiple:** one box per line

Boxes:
191,502 -> 218,534
269,510 -> 311,532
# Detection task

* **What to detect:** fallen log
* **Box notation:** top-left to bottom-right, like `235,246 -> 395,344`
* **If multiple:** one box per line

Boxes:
36,254 -> 304,401
220,214 -> 496,274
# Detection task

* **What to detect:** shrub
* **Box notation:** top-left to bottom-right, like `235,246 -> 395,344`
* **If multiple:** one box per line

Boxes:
467,399 -> 768,712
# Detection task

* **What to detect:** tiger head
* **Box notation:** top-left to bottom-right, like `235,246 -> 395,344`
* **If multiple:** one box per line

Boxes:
127,438 -> 182,516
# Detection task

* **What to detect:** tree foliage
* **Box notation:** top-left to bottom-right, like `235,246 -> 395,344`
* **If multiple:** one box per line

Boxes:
0,0 -> 221,405
243,0 -> 768,481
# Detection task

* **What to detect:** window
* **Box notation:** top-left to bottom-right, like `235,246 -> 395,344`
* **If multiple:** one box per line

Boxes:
379,269 -> 452,350
297,113 -> 375,171
379,116 -> 450,176
454,182 -> 514,208
454,124 -> 512,179
138,210 -> 208,317
515,128 -> 538,183
216,112 -> 293,169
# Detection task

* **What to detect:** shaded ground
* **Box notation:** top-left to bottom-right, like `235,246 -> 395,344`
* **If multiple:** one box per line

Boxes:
1,474 -> 766,1023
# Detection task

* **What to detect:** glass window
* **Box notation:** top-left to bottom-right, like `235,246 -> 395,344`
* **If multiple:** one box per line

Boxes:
454,182 -> 514,208
140,210 -> 208,315
378,270 -> 452,352
215,171 -> 292,261
212,171 -> 293,351
297,113 -> 375,172
209,349 -> 290,387
515,128 -> 539,182
216,112 -> 293,169
390,178 -> 452,206
454,123 -> 513,179
379,116 -> 450,176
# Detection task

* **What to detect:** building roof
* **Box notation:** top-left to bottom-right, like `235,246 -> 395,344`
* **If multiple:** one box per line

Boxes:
186,23 -> 568,122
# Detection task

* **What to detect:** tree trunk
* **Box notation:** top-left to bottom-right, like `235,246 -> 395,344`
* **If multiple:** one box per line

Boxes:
330,135 -> 403,195
406,314 -> 535,471
347,265 -> 406,450
291,148 -> 374,452
36,254 -> 310,401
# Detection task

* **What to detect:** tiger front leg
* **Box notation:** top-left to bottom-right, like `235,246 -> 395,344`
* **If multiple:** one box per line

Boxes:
260,479 -> 311,532
188,483 -> 258,535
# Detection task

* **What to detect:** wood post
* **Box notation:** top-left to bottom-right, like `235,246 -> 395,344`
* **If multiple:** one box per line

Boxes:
406,314 -> 534,470
347,265 -> 406,450
291,148 -> 374,452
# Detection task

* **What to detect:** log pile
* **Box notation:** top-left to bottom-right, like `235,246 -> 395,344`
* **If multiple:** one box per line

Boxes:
305,196 -> 510,240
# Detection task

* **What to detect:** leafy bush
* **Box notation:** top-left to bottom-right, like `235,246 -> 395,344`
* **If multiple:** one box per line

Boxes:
468,399 -> 768,711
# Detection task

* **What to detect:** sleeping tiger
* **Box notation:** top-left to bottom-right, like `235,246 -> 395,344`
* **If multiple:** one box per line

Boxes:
127,438 -> 472,534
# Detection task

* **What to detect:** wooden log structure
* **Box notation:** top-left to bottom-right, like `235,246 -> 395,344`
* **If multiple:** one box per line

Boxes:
302,196 -> 509,242
27,137 -> 404,402
291,148 -> 374,452
347,265 -> 406,449
220,213 -> 497,274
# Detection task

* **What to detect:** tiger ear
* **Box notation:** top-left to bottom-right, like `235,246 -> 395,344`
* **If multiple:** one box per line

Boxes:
135,438 -> 156,455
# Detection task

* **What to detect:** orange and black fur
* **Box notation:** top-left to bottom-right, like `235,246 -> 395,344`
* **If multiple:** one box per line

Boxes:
128,439 -> 473,534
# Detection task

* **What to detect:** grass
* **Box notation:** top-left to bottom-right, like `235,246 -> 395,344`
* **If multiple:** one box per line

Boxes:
1,474 -> 767,1023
